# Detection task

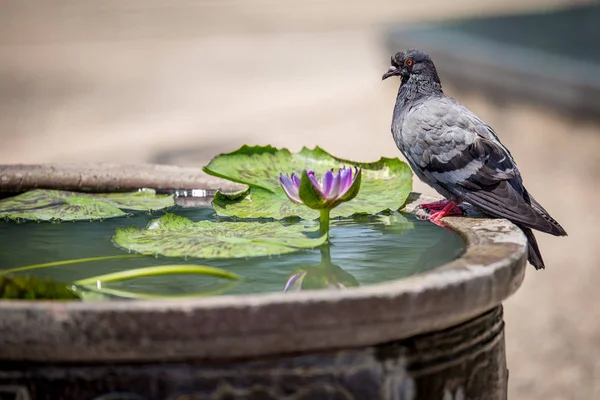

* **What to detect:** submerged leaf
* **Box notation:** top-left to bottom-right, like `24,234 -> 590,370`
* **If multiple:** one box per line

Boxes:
204,145 -> 412,219
0,275 -> 80,300
113,213 -> 326,258
0,189 -> 174,221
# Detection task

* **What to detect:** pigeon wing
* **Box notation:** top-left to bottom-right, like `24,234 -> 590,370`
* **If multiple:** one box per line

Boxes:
404,98 -> 566,236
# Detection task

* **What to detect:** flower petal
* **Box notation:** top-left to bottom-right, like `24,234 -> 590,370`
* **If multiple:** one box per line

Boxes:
291,173 -> 301,187
307,170 -> 321,192
279,173 -> 302,204
322,169 -> 335,197
337,167 -> 362,204
338,167 -> 353,197
327,169 -> 342,201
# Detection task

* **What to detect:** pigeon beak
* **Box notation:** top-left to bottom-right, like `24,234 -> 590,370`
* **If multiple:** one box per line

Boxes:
382,65 -> 399,80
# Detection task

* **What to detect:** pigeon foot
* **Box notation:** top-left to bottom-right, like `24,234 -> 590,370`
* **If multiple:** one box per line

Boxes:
428,201 -> 463,226
420,199 -> 454,211
420,200 -> 463,214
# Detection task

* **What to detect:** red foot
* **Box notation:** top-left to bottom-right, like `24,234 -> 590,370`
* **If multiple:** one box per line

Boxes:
428,201 -> 463,227
419,199 -> 460,212
420,199 -> 450,211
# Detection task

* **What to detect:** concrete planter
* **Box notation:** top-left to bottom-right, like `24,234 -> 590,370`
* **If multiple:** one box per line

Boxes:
0,164 -> 527,400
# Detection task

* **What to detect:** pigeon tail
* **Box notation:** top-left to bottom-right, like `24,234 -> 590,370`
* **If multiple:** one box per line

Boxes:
527,195 -> 568,237
455,182 -> 567,238
519,225 -> 545,270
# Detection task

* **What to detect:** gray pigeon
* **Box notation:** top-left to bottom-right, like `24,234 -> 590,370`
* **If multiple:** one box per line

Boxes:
382,48 -> 567,269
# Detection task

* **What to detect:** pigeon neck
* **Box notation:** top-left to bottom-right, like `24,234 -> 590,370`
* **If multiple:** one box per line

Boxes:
398,74 -> 443,101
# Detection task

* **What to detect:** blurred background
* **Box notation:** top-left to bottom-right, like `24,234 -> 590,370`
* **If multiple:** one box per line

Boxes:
1,0 -> 599,398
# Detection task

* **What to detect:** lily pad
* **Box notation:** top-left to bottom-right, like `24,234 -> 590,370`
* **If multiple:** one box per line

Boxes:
113,213 -> 326,258
94,188 -> 175,211
0,189 -> 174,221
203,145 -> 412,219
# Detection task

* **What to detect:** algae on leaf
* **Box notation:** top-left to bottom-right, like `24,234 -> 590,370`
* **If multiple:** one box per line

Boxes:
204,145 -> 412,219
113,213 -> 326,259
0,189 -> 174,221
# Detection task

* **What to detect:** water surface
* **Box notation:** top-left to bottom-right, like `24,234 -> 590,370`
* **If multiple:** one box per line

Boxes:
0,208 -> 465,298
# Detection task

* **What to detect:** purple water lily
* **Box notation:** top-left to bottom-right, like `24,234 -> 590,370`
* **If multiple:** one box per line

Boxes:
279,167 -> 361,210
279,166 -> 362,238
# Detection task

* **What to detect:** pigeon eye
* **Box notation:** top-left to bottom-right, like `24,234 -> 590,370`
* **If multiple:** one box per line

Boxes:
405,59 -> 414,67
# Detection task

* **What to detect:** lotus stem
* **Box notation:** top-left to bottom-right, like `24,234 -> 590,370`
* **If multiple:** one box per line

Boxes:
319,244 -> 332,264
319,208 -> 331,239
74,265 -> 240,286
0,255 -> 142,276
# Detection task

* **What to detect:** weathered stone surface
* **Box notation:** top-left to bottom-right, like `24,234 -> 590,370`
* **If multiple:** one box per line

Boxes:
0,307 -> 507,400
0,163 -> 246,193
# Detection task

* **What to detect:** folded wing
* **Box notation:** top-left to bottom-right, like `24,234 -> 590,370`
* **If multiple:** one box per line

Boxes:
403,98 -> 566,237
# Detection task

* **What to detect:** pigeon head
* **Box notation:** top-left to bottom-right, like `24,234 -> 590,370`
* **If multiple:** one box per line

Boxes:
382,49 -> 441,86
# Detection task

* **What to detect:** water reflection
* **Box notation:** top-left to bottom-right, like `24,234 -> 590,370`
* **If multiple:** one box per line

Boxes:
283,245 -> 359,292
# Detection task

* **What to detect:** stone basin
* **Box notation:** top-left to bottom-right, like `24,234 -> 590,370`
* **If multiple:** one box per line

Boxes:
0,163 -> 527,400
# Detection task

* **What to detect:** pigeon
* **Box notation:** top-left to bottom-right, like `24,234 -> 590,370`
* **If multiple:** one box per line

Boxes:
382,48 -> 567,269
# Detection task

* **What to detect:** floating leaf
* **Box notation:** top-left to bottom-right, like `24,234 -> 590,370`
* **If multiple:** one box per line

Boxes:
203,145 -> 412,219
0,189 -> 174,221
113,213 -> 326,258
95,189 -> 174,211
0,275 -> 80,300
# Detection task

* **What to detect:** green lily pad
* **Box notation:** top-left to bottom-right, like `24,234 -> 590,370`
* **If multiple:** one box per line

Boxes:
0,189 -> 174,221
113,213 -> 326,258
203,145 -> 412,219
94,188 -> 175,211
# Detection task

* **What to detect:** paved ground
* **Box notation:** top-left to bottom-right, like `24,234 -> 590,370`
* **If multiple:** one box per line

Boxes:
1,2 -> 599,398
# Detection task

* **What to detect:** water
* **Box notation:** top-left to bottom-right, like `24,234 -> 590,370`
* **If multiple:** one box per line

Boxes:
0,207 -> 465,298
